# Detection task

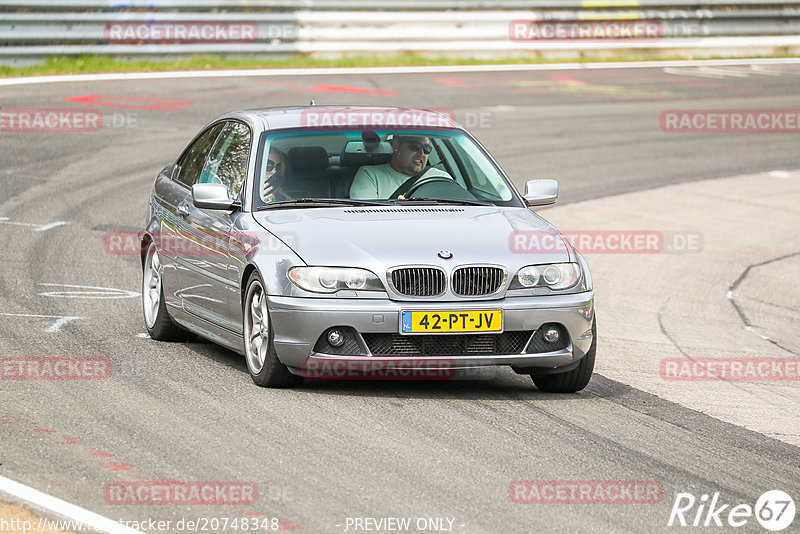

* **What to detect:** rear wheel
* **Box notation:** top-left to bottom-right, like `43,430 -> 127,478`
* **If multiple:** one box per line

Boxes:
243,272 -> 301,388
532,317 -> 596,393
142,241 -> 187,341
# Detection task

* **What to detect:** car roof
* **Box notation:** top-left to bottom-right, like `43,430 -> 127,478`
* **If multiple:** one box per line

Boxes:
219,106 -> 463,132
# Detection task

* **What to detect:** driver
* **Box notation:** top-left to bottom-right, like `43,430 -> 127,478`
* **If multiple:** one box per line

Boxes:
349,135 -> 451,199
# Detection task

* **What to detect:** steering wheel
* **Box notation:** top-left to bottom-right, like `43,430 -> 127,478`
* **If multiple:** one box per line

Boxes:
404,176 -> 459,198
390,169 -> 455,199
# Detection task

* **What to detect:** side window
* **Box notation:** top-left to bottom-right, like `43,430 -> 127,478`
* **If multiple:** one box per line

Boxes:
176,123 -> 225,187
432,138 -> 467,188
450,137 -> 512,201
200,121 -> 252,199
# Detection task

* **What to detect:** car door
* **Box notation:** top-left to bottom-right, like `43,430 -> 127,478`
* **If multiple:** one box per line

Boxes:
178,120 -> 252,331
158,122 -> 225,309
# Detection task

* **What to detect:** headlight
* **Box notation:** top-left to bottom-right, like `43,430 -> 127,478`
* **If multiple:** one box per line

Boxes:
510,263 -> 581,291
288,267 -> 384,293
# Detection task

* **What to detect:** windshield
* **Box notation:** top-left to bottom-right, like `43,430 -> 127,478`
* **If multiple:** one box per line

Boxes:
253,129 -> 522,209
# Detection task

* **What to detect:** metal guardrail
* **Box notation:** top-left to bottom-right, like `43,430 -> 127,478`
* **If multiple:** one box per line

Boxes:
1,2 -> 799,64
4,0 -> 800,7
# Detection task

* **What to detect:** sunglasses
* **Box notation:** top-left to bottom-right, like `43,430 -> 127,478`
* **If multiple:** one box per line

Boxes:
265,159 -> 282,172
404,141 -> 433,155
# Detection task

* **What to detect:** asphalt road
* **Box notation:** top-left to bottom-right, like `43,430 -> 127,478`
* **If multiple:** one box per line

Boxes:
1,63 -> 799,534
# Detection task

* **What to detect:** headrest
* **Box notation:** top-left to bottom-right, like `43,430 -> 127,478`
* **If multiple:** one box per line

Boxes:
288,146 -> 329,171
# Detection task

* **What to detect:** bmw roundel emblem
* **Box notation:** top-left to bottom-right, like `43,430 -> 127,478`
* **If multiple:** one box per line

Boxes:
438,250 -> 453,260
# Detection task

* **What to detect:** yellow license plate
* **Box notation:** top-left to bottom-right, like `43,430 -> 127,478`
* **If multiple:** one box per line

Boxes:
401,310 -> 503,334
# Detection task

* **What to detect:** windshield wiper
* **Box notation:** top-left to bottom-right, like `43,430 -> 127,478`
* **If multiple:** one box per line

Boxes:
257,198 -> 392,210
393,197 -> 493,207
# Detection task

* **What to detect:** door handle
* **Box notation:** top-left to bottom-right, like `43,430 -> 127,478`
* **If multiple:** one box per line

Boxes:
177,205 -> 190,217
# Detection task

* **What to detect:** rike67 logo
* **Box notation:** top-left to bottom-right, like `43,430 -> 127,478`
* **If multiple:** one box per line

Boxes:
668,490 -> 795,531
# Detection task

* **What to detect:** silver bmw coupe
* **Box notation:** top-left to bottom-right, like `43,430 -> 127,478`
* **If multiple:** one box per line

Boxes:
141,106 -> 596,391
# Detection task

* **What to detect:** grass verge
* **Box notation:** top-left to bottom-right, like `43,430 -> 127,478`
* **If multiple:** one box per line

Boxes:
2,51 -> 799,78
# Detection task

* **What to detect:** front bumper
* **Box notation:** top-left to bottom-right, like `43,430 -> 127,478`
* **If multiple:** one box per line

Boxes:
268,292 -> 594,376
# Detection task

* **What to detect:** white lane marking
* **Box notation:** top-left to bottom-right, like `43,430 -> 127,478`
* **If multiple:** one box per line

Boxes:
0,474 -> 143,534
750,64 -> 788,76
0,220 -> 39,228
33,221 -> 70,232
38,283 -> 139,299
1,58 -> 800,87
666,64 -> 800,79
767,170 -> 791,178
136,333 -> 150,338
728,289 -> 781,344
483,104 -> 516,112
43,317 -> 82,334
664,66 -> 726,78
0,312 -> 84,333
0,217 -> 70,232
744,325 -> 770,340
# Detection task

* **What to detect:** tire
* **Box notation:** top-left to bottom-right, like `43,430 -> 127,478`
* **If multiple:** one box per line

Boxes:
532,317 -> 596,393
142,241 -> 187,341
242,272 -> 301,388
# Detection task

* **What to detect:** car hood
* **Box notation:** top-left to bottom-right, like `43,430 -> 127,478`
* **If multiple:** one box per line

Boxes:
253,206 -> 571,270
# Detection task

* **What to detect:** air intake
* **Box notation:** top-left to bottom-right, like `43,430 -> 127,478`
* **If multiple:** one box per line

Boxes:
343,208 -> 465,214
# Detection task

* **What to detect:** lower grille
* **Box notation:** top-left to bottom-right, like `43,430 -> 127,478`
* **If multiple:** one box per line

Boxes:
363,331 -> 532,357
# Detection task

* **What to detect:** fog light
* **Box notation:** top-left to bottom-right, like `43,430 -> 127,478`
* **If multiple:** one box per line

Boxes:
543,327 -> 560,344
327,329 -> 345,347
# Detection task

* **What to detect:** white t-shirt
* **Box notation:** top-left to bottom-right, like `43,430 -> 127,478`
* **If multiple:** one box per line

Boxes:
349,163 -> 451,199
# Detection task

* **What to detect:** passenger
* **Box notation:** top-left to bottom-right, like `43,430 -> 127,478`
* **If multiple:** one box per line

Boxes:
263,147 -> 286,202
349,136 -> 450,199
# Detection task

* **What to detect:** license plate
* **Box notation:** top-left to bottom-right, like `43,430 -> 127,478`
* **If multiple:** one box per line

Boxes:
401,310 -> 503,334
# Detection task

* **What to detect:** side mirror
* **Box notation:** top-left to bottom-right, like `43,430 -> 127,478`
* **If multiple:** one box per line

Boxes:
192,183 -> 236,210
523,179 -> 558,207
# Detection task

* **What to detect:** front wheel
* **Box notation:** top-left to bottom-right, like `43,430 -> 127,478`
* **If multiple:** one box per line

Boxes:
243,272 -> 301,388
532,317 -> 596,393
